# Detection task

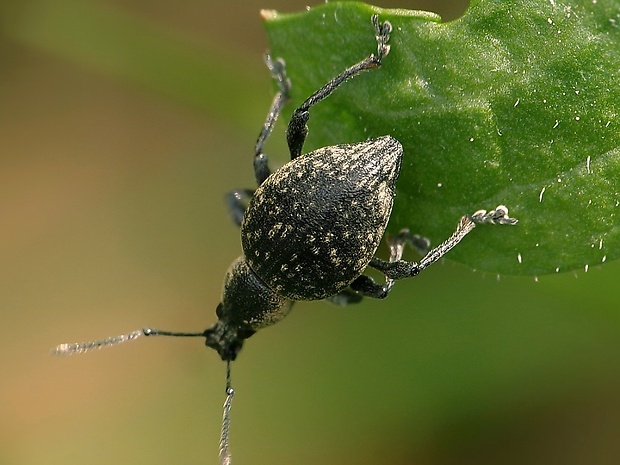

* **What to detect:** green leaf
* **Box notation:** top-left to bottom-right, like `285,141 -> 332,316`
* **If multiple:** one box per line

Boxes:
263,0 -> 620,275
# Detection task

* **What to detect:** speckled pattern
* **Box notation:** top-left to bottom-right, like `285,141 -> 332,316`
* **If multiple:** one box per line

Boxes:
242,135 -> 402,300
221,257 -> 292,329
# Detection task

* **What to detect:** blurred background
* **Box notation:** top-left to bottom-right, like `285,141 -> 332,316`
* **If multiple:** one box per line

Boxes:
2,1 -> 620,464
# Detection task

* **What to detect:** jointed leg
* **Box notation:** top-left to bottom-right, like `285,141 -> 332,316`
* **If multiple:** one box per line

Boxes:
326,287 -> 364,306
254,54 -> 292,186
346,206 -> 517,300
225,189 -> 254,227
370,206 -> 518,282
231,16 -> 391,226
327,228 -> 413,305
369,217 -> 475,281
286,15 -> 393,159
226,56 -> 291,226
348,229 -> 424,299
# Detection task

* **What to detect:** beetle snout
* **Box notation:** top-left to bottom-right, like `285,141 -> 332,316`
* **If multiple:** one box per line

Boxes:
204,316 -> 254,361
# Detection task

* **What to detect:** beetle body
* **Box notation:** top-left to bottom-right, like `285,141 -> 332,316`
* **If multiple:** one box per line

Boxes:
243,135 -> 402,300
201,16 -> 515,361
206,136 -> 402,361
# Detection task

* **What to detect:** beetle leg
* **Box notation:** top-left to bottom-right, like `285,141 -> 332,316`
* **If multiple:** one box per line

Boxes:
225,189 -> 255,227
369,216 -> 476,281
326,287 -> 364,306
286,15 -> 392,159
370,206 -> 518,281
345,228 -> 418,299
329,228 -> 419,301
254,54 -> 292,186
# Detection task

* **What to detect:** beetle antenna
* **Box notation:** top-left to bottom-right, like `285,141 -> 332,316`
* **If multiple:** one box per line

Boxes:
53,328 -> 237,463
219,360 -> 234,465
51,328 -> 205,356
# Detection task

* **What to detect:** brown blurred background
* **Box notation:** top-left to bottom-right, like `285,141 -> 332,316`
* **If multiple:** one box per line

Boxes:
2,1 -> 620,464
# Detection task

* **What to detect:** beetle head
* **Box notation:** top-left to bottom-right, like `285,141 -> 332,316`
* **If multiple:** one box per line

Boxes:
205,256 -> 292,361
204,310 -> 255,361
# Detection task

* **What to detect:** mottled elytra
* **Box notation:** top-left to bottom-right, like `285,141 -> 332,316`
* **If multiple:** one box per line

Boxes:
243,136 -> 401,301
53,14 -> 517,465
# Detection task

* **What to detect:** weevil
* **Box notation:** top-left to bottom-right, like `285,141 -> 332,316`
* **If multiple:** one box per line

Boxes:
54,14 -> 517,464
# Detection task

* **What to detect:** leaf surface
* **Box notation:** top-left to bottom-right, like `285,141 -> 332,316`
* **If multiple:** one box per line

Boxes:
264,0 -> 620,275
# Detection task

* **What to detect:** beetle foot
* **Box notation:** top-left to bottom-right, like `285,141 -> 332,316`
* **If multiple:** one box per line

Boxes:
264,53 -> 291,97
470,205 -> 518,225
371,14 -> 392,62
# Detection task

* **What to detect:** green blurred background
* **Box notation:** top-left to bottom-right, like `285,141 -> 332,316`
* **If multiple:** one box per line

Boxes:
2,1 -> 620,464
